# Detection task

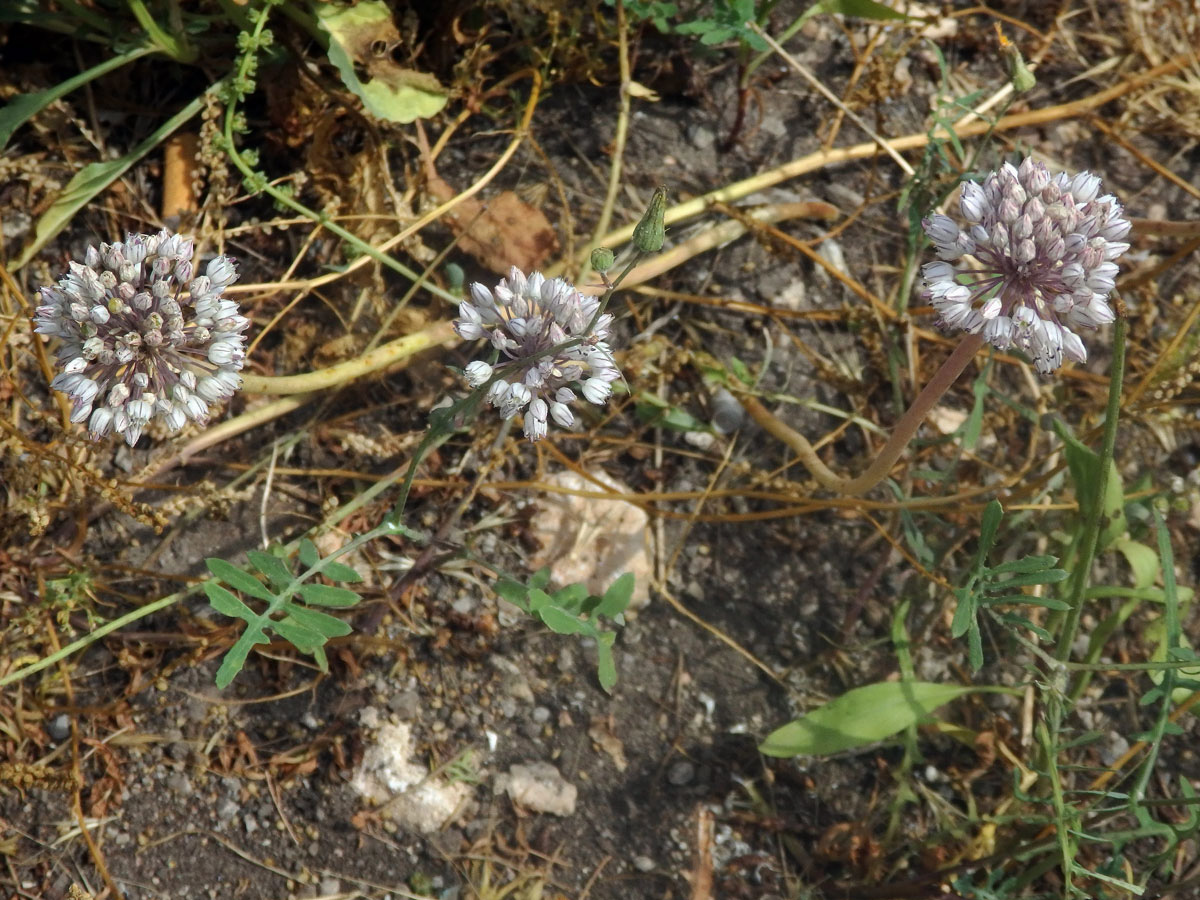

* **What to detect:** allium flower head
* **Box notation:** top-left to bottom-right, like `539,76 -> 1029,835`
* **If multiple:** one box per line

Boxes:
920,157 -> 1130,374
454,267 -> 620,441
34,230 -> 248,446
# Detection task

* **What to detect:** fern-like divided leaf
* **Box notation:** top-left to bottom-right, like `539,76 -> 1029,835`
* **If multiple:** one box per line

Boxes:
203,539 -> 364,688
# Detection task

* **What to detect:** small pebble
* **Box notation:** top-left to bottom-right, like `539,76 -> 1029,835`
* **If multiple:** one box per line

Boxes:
633,855 -> 656,873
47,714 -> 71,742
532,706 -> 551,724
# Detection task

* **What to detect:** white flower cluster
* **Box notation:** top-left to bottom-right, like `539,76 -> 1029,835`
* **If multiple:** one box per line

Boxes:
34,230 -> 247,445
920,157 -> 1131,374
455,267 -> 620,441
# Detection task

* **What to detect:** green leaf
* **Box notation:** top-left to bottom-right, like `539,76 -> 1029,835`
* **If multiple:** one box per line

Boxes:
320,560 -> 364,583
298,539 -> 319,569
759,681 -> 977,758
247,549 -> 295,592
215,626 -> 270,689
205,558 -> 274,601
13,90 -> 206,271
297,583 -> 362,608
1113,538 -> 1160,590
537,605 -> 590,636
994,612 -> 1053,641
528,588 -> 551,614
982,594 -> 1070,610
272,617 -> 324,653
818,0 -> 919,22
316,1 -> 448,124
283,603 -> 352,639
550,583 -> 589,613
950,590 -> 975,639
982,570 -> 1070,589
1051,417 -> 1127,549
990,555 -> 1062,575
596,631 -> 617,693
203,582 -> 256,620
594,573 -> 635,619
0,45 -> 155,151
978,500 -> 1003,557
493,579 -> 529,610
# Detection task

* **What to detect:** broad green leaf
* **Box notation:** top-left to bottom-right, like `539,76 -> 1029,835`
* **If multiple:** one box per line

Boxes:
272,617 -> 324,653
206,558 -> 274,601
321,560 -> 364,583
297,583 -> 362,608
298,539 -> 319,569
493,579 -> 529,610
13,90 -> 205,270
550,583 -> 589,613
537,605 -> 590,636
203,582 -> 256,620
978,500 -> 1003,557
316,1 -> 448,124
247,549 -> 294,592
759,681 -> 976,757
528,588 -> 551,614
284,603 -> 352,639
0,45 -> 154,151
594,573 -> 634,619
1113,538 -> 1160,590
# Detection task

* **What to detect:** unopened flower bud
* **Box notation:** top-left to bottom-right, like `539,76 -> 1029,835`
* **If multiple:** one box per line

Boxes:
632,186 -> 667,254
590,246 -> 615,273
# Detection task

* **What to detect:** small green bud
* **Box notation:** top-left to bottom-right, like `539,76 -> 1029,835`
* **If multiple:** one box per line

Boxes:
590,246 -> 615,273
997,27 -> 1036,93
632,185 -> 667,253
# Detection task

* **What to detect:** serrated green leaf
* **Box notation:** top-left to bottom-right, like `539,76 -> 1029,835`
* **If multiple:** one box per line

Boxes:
298,539 -> 319,569
203,582 -> 256,620
283,603 -> 352,639
316,1 -> 448,124
596,631 -> 617,693
247,549 -> 294,592
594,573 -> 634,619
537,605 -> 590,636
759,681 -> 976,758
297,583 -> 362,608
206,558 -> 274,601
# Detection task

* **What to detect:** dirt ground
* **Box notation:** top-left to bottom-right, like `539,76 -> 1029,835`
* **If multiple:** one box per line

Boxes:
3,2 -> 1200,899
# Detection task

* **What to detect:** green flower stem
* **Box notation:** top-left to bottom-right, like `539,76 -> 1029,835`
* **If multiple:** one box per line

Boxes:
740,332 -> 986,495
239,320 -> 456,395
0,589 -> 194,689
1055,314 -> 1127,663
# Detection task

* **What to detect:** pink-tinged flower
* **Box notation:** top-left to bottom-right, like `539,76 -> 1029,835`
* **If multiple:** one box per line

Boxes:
34,230 -> 248,445
920,157 -> 1130,374
454,267 -> 620,441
